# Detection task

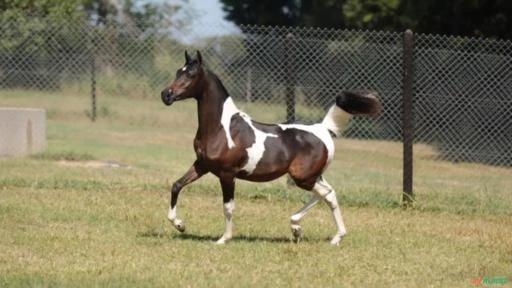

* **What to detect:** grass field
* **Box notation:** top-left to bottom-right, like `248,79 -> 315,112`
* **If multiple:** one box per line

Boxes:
1,90 -> 511,287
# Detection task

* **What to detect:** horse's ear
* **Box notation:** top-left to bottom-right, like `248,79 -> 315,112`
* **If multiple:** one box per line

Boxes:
196,51 -> 202,65
185,51 -> 192,64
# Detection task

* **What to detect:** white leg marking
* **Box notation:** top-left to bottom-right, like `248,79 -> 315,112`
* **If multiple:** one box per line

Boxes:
221,97 -> 240,149
167,205 -> 176,221
290,195 -> 321,224
290,195 -> 320,242
240,114 -> 277,174
216,199 -> 235,244
167,205 -> 186,232
313,178 -> 346,245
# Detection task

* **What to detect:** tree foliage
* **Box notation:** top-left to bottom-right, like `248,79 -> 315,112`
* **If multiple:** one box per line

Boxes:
220,0 -> 302,26
0,0 -> 187,90
1,0 -> 184,31
220,0 -> 512,39
0,0 -> 84,21
399,0 -> 512,39
343,0 -> 401,30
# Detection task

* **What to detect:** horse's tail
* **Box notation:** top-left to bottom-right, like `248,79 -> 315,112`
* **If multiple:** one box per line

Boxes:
321,90 -> 382,136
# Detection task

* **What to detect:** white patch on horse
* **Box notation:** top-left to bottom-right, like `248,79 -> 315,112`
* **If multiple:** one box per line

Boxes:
181,66 -> 187,71
278,123 -> 335,162
221,97 -> 240,149
167,205 -> 184,231
239,113 -> 277,174
321,104 -> 351,137
217,199 -> 234,244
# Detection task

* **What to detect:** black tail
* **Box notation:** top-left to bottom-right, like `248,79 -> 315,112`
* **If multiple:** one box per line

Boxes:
335,90 -> 382,115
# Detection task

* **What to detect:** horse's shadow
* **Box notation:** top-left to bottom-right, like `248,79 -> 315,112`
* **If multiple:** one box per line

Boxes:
177,233 -> 293,243
137,230 -> 301,243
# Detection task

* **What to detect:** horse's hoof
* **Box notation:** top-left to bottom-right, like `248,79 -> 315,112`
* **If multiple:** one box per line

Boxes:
215,236 -> 231,245
330,234 -> 344,245
174,219 -> 186,233
291,224 -> 302,243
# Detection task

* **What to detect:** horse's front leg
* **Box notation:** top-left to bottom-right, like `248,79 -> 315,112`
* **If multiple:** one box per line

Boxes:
168,160 -> 207,232
216,177 -> 235,244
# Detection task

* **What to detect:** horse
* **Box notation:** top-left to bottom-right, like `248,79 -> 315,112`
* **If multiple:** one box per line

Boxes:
160,51 -> 382,245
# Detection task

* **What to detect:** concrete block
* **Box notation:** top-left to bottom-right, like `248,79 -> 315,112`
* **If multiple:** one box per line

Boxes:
0,108 -> 46,157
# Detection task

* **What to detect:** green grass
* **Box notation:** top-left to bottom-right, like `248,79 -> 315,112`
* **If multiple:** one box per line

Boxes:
1,89 -> 511,287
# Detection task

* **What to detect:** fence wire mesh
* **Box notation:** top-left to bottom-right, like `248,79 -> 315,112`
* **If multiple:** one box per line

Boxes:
1,14 -> 511,169
414,34 -> 512,165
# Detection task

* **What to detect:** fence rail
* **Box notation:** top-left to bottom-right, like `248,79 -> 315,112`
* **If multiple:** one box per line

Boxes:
1,14 -> 511,197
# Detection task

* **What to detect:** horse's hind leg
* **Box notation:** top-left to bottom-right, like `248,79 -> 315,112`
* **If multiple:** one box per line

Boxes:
168,160 -> 206,232
290,194 -> 320,242
313,176 -> 346,245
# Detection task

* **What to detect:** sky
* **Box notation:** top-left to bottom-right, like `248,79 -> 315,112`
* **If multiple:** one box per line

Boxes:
184,0 -> 230,26
148,0 -> 240,43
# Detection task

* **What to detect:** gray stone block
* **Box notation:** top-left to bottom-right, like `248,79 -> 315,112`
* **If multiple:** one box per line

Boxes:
0,108 -> 46,157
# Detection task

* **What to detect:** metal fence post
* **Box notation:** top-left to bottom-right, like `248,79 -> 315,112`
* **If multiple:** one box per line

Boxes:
402,29 -> 414,207
285,33 -> 296,122
89,29 -> 97,122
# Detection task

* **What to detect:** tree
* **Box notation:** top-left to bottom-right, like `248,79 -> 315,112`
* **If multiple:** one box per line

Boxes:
82,0 -> 117,25
221,0 -> 302,26
0,0 -> 186,90
399,0 -> 512,39
220,0 -> 347,28
300,0 -> 346,28
220,0 -> 512,39
343,0 -> 401,30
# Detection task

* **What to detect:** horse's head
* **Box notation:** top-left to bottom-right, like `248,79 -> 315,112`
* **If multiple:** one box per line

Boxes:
161,50 -> 205,106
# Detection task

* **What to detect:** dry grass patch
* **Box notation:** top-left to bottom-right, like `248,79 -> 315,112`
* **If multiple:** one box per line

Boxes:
1,186 -> 510,287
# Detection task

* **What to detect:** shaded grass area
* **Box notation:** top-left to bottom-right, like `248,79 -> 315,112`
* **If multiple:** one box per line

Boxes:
1,90 -> 511,287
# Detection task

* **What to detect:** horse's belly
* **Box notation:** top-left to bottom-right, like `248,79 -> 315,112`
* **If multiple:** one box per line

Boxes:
236,167 -> 288,182
236,144 -> 291,181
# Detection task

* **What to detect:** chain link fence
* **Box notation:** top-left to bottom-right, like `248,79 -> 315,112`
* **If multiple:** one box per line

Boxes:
414,34 -> 512,165
1,14 -> 511,170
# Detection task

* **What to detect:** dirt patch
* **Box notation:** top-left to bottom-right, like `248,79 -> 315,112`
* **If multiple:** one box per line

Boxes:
57,160 -> 132,169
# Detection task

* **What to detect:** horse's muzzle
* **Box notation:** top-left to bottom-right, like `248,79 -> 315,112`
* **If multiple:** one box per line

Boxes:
161,89 -> 175,106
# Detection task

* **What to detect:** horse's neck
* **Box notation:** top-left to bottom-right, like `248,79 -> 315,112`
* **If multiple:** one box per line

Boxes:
196,73 -> 231,140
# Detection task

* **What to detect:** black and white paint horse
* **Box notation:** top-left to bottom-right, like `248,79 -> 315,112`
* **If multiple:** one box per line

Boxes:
161,51 -> 382,245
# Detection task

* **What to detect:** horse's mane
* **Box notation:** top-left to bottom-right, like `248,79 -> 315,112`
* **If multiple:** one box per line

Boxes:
205,69 -> 230,98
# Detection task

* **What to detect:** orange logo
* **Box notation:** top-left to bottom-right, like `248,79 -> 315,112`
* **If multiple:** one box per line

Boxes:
471,277 -> 483,285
